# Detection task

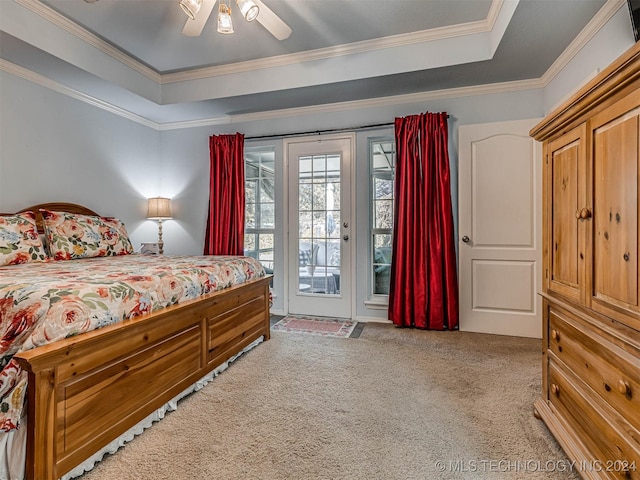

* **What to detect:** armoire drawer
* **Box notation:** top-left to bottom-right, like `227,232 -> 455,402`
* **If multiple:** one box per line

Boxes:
548,360 -> 640,479
548,306 -> 640,433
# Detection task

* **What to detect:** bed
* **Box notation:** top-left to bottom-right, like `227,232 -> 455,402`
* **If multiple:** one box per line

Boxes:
0,203 -> 272,480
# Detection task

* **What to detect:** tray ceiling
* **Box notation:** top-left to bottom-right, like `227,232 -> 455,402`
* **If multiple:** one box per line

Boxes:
0,0 -> 614,127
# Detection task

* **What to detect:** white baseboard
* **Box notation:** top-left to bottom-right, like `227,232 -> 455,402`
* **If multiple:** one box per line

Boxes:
355,316 -> 392,324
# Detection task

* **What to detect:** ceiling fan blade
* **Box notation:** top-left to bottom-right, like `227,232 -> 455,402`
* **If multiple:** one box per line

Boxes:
254,0 -> 292,40
182,0 -> 218,37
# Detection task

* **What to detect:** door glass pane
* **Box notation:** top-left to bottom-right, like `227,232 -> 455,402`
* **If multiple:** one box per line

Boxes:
299,184 -> 312,210
260,204 -> 275,229
327,210 -> 340,239
244,147 -> 275,273
373,234 -> 392,295
298,154 -> 340,295
370,139 -> 395,297
245,233 -> 256,252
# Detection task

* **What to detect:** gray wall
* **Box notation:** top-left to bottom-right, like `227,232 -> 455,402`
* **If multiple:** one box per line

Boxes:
543,6 -> 634,112
0,9 -> 634,319
0,71 -> 161,249
156,88 -> 546,317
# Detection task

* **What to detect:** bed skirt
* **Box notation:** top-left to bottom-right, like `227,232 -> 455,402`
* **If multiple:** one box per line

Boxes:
0,336 -> 264,480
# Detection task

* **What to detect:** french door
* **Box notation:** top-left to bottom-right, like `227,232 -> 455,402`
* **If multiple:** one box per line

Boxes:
286,135 -> 353,318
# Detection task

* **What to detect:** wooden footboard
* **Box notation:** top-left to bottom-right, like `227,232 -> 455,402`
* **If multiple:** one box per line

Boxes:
14,276 -> 271,480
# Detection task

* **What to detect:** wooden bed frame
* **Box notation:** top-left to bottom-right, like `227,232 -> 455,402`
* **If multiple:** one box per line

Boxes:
8,203 -> 271,480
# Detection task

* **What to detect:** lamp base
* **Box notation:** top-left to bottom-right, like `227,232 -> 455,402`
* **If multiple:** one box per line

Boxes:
158,219 -> 165,255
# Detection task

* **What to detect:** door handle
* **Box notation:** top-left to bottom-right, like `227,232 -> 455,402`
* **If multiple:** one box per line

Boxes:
575,208 -> 592,220
343,235 -> 349,241
462,236 -> 470,243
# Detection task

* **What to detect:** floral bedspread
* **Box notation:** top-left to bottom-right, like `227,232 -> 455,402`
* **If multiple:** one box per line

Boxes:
0,255 -> 265,431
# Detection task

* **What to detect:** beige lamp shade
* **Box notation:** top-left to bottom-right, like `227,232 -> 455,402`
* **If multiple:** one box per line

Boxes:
146,197 -> 172,220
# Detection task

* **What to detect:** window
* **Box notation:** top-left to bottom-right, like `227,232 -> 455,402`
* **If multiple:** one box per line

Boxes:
244,146 -> 275,273
370,138 -> 395,296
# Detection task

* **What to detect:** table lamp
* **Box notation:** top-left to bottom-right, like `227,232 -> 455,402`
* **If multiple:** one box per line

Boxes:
146,197 -> 172,254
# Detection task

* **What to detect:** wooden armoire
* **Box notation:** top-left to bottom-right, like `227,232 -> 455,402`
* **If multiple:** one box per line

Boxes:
530,41 -> 640,479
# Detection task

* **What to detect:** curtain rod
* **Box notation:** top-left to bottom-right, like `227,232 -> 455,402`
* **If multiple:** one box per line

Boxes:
245,116 -> 450,141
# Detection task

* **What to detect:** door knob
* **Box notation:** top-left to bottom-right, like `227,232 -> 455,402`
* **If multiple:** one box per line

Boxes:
462,236 -> 470,243
343,235 -> 349,241
618,379 -> 631,395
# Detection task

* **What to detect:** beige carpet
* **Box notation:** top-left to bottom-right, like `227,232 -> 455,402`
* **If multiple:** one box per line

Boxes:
79,324 -> 578,480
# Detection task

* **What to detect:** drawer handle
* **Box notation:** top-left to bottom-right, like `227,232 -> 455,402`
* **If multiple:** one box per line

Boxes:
550,329 -> 560,342
550,384 -> 560,396
618,380 -> 631,396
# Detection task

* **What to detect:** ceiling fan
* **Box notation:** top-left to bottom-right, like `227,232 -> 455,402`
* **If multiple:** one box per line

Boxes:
179,0 -> 292,40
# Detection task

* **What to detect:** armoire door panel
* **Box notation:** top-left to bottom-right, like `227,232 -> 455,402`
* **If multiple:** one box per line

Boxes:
546,124 -> 585,303
551,143 -> 579,286
592,112 -> 639,317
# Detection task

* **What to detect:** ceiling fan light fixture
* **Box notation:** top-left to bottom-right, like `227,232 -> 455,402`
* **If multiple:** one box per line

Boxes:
179,0 -> 202,20
217,3 -> 234,34
236,0 -> 260,22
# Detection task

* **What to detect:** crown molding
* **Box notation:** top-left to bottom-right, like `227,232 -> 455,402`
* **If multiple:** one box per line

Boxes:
0,59 -> 159,130
1,55 -> 544,132
13,0 -> 610,110
162,1 -> 505,83
19,0 -> 504,85
14,0 -> 161,83
0,0 -> 620,132
161,18 -> 497,83
486,0 -> 506,29
539,0 -> 625,87
229,78 -> 544,123
17,0 -> 611,94
160,78 -> 545,131
158,116 -> 231,131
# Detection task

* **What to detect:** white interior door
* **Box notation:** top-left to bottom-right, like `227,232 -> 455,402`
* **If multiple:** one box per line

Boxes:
458,119 -> 542,338
286,135 -> 353,319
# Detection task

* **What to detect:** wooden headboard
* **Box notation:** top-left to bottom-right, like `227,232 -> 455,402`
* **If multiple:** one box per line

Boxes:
15,202 -> 100,234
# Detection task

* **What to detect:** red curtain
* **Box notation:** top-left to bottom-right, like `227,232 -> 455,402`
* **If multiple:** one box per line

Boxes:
204,133 -> 245,255
388,113 -> 458,330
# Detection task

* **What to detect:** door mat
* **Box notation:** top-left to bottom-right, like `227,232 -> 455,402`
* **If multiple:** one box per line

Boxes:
272,315 -> 359,338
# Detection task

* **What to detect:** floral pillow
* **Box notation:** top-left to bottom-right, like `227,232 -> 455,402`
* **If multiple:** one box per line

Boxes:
42,210 -> 134,260
0,212 -> 49,266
